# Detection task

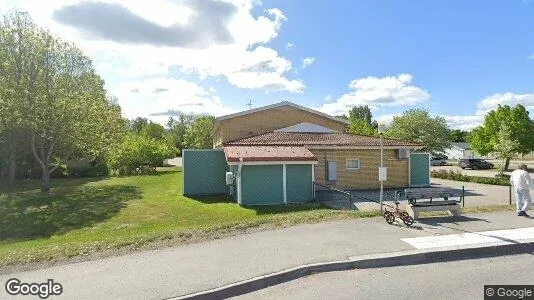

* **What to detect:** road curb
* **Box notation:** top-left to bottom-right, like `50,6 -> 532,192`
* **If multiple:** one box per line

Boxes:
169,241 -> 534,300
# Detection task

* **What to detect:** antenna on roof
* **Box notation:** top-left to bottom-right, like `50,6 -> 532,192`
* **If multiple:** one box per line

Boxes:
246,99 -> 255,110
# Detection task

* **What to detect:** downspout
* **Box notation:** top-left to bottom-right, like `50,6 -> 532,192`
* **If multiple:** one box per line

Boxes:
237,157 -> 243,205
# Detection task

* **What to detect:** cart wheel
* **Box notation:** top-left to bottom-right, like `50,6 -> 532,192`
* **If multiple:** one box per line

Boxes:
399,211 -> 409,219
384,212 -> 395,224
402,216 -> 414,226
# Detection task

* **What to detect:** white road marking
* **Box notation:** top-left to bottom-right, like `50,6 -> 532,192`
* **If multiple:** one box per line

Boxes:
401,227 -> 534,249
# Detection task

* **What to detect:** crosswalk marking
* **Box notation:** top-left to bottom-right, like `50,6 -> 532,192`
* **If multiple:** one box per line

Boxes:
401,227 -> 534,249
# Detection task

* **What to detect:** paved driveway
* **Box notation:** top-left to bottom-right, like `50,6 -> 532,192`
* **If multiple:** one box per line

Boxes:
431,178 -> 534,207
318,177 -> 530,210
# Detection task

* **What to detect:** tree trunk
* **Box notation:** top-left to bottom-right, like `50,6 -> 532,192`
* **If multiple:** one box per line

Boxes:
504,157 -> 511,171
7,133 -> 16,187
41,164 -> 50,192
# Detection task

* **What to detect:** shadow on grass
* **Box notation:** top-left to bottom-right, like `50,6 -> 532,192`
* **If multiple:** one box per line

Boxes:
186,194 -> 236,204
0,185 -> 141,241
0,177 -> 107,194
248,202 -> 329,215
186,195 -> 329,214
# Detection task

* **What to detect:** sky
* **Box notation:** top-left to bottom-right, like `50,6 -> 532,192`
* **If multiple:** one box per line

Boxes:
1,0 -> 534,130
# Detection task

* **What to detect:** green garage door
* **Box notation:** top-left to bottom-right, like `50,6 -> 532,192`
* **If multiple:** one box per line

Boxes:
410,153 -> 430,187
241,165 -> 284,205
182,149 -> 228,195
286,165 -> 313,203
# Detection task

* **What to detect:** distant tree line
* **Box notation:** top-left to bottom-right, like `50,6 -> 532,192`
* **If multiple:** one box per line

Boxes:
337,104 -> 534,171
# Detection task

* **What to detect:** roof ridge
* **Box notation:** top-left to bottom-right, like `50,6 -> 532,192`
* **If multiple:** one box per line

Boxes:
215,101 -> 350,124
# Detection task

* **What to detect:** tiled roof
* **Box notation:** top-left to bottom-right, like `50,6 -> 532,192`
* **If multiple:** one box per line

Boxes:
224,146 -> 318,162
224,132 -> 422,147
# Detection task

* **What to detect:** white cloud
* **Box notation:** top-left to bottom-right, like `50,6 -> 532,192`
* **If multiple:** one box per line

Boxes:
527,54 -> 534,60
441,115 -> 484,131
375,114 -> 399,125
442,92 -> 534,130
8,0 -> 303,93
324,94 -> 332,102
301,57 -> 315,69
316,74 -> 430,116
115,77 -> 234,124
285,42 -> 294,50
476,92 -> 534,115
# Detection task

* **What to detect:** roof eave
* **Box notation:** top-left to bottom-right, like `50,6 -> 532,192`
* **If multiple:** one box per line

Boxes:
215,101 -> 350,125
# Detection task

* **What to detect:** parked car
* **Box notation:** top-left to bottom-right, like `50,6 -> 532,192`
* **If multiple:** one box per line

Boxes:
458,158 -> 494,170
430,156 -> 447,166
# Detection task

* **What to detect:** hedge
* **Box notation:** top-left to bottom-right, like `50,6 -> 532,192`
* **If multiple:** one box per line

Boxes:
431,169 -> 510,186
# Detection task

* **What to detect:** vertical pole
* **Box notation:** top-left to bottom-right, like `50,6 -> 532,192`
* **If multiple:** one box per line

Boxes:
462,186 -> 465,208
380,133 -> 384,213
311,164 -> 315,201
282,164 -> 287,204
509,184 -> 512,206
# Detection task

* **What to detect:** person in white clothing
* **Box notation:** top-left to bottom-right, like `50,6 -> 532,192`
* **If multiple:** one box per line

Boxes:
510,164 -> 532,217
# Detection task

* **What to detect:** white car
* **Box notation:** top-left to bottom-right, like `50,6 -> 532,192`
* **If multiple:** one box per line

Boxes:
430,157 -> 447,166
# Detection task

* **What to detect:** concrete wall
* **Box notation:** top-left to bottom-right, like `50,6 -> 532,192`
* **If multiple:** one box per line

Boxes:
309,149 -> 409,190
214,105 -> 348,148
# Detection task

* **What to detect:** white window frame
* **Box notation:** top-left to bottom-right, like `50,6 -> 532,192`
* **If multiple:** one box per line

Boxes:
346,159 -> 360,170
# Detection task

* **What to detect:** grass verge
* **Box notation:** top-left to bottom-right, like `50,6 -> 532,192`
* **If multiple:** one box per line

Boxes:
0,168 -> 381,268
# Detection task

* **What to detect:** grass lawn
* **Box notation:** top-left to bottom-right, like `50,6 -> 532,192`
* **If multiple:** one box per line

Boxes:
0,167 -> 380,268
0,167 -> 517,268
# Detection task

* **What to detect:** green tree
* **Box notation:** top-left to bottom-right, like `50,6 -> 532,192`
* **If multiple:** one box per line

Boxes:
470,104 -> 534,170
0,11 -> 40,187
1,10 -> 126,190
129,117 -> 148,133
449,129 -> 469,142
384,109 -> 451,154
107,133 -> 177,175
493,124 -> 520,171
183,116 -> 215,149
140,122 -> 165,140
346,105 -> 378,135
165,115 -> 194,154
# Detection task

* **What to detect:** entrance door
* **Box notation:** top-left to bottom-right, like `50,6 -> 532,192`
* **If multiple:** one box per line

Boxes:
410,153 -> 430,187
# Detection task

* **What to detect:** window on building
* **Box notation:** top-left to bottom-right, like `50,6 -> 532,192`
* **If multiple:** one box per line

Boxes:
346,159 -> 360,170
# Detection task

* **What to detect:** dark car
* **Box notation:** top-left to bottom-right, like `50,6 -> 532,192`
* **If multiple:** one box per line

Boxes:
458,158 -> 494,170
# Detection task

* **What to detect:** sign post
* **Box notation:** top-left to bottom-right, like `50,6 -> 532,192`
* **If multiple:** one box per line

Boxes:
378,124 -> 387,213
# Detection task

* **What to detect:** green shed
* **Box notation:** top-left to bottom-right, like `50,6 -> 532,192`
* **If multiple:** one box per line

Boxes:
224,146 -> 317,206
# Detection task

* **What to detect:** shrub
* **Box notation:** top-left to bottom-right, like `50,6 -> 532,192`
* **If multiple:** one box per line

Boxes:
431,169 -> 510,186
67,157 -> 110,177
107,134 -> 177,176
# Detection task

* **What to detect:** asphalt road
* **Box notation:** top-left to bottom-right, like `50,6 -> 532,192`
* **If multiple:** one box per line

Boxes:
234,253 -> 534,300
1,212 -> 531,300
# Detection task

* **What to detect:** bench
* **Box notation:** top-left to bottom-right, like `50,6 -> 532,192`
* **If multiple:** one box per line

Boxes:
397,187 -> 464,219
